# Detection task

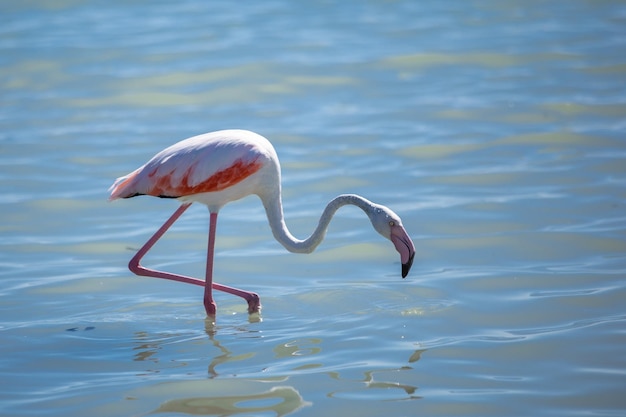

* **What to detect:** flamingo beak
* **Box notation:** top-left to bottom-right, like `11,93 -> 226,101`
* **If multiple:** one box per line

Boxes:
390,224 -> 416,278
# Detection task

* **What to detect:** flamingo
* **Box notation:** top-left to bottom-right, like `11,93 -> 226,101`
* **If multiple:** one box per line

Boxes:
109,129 -> 415,317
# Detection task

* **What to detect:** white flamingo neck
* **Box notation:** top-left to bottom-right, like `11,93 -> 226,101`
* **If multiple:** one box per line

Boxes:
261,192 -> 376,254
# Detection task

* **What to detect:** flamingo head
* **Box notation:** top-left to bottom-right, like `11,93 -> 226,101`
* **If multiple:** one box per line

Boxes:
368,204 -> 416,278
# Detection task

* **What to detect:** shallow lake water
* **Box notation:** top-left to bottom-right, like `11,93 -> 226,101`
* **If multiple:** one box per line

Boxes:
1,1 -> 625,416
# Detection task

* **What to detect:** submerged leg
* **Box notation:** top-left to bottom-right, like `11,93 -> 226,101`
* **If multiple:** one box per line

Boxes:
128,203 -> 261,315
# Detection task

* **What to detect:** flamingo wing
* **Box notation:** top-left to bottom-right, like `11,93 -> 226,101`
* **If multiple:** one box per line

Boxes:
109,130 -> 266,200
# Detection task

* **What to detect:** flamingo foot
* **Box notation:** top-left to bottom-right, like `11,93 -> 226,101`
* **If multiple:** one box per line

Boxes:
204,299 -> 217,317
246,292 -> 261,314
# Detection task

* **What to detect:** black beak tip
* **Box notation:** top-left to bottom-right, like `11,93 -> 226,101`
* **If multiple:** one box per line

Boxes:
401,253 -> 415,278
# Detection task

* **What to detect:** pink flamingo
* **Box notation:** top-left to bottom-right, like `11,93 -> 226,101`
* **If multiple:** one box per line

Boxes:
109,129 -> 415,317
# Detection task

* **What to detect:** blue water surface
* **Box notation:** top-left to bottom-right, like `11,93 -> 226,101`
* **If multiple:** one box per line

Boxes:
1,1 -> 625,416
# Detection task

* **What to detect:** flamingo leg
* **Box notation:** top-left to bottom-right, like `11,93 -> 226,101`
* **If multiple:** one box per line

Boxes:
203,212 -> 218,316
128,203 -> 261,316
129,203 -> 203,285
204,212 -> 261,315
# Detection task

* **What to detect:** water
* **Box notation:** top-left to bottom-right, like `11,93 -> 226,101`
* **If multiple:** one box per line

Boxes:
1,1 -> 625,416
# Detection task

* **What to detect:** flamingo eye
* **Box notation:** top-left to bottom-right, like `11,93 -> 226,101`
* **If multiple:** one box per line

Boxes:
389,220 -> 395,227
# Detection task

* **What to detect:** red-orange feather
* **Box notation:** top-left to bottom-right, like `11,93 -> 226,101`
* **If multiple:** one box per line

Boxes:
147,158 -> 262,197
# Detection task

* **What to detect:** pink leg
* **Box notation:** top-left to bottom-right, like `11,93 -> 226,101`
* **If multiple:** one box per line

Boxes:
129,203 -> 203,286
129,204 -> 261,316
203,212 -> 218,316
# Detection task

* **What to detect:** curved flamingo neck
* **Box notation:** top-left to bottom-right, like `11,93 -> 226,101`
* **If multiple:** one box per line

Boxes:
261,192 -> 375,254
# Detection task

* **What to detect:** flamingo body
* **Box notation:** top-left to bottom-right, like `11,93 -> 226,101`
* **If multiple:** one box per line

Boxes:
110,130 -> 278,212
109,129 -> 415,318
